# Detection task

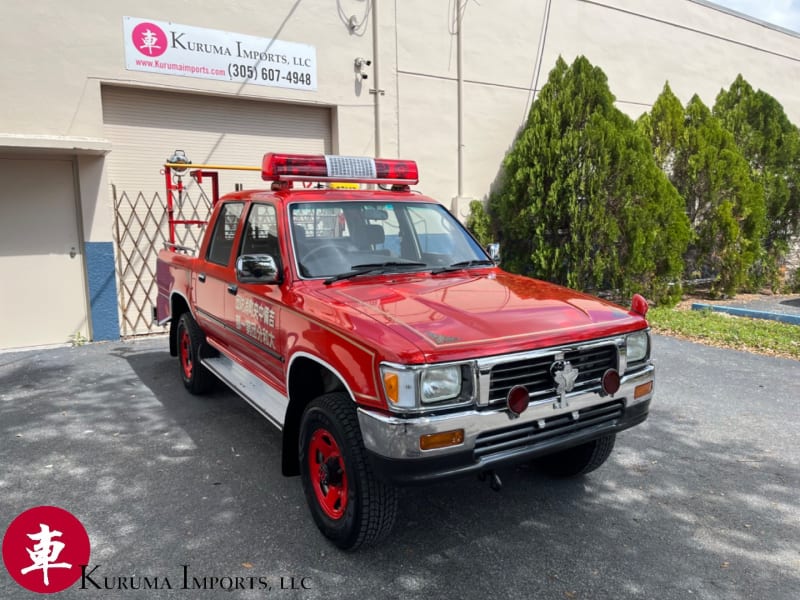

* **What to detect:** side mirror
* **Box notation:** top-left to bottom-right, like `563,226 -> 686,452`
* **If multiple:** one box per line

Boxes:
236,254 -> 281,284
486,243 -> 500,263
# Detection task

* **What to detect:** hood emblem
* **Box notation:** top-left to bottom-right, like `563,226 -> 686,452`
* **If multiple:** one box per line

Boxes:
426,332 -> 460,344
551,359 -> 579,407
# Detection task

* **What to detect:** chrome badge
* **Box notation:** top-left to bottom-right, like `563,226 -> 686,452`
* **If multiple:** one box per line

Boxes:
551,359 -> 579,406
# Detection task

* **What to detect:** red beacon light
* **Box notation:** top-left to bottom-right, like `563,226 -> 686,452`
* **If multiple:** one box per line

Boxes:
261,153 -> 419,187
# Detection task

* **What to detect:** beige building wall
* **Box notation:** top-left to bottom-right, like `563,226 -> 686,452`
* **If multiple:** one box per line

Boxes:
2,0 -> 799,217
393,0 -> 800,204
1,0 -> 799,346
0,0 -> 378,216
549,0 -> 800,120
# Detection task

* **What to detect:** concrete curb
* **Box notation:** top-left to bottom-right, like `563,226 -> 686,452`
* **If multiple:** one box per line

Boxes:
691,303 -> 800,325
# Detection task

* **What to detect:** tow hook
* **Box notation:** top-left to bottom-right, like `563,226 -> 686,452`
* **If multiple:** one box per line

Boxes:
478,470 -> 503,492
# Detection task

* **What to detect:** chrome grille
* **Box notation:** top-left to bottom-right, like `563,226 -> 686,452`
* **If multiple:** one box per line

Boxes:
474,401 -> 623,458
488,344 -> 617,404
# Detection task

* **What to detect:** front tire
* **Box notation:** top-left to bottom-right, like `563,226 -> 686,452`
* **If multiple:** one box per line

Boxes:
299,393 -> 398,550
536,434 -> 616,477
176,312 -> 214,394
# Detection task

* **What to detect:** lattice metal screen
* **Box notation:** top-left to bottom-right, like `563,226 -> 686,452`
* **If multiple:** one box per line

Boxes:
112,183 -> 212,336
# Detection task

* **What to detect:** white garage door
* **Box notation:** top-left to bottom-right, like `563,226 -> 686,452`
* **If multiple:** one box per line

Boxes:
102,86 -> 332,335
0,157 -> 89,349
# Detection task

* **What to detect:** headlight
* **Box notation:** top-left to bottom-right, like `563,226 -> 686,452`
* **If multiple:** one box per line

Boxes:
626,330 -> 650,363
421,366 -> 461,403
381,363 -> 474,412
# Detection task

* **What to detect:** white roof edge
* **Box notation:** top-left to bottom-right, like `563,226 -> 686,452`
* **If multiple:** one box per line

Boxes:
0,134 -> 112,155
688,0 -> 800,39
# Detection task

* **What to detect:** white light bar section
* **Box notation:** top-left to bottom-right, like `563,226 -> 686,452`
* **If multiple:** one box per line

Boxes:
325,155 -> 377,180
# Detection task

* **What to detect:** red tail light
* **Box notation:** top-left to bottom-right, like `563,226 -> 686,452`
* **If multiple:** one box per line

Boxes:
262,153 -> 418,185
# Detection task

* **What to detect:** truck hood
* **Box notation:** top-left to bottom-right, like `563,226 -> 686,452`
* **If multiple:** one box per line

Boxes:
316,270 -> 647,361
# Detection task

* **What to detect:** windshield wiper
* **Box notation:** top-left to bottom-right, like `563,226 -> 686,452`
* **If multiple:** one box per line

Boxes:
430,259 -> 495,275
323,261 -> 427,285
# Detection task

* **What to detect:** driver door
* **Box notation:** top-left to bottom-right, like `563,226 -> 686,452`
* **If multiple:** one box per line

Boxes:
230,202 -> 285,385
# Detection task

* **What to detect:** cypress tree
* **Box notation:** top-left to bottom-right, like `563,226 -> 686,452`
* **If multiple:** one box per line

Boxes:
714,75 -> 800,286
641,85 -> 765,295
487,56 -> 689,304
638,82 -> 684,174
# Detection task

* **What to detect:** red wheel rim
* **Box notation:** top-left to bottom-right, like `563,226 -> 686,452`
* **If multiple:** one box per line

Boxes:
179,328 -> 193,379
308,427 -> 348,520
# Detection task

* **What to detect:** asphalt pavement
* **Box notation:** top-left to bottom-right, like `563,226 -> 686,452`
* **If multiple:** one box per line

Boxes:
1,335 -> 798,599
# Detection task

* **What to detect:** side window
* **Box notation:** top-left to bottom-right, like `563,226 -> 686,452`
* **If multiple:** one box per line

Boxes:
206,202 -> 244,266
239,203 -> 282,269
407,205 -> 457,255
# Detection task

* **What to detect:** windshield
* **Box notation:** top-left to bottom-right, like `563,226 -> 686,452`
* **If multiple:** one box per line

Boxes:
289,201 -> 488,279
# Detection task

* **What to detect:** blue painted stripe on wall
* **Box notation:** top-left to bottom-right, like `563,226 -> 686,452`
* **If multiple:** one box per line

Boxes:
85,241 -> 120,341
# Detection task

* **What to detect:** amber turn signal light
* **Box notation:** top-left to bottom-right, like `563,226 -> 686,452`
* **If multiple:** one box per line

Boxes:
634,381 -> 653,399
383,372 -> 399,403
419,429 -> 465,451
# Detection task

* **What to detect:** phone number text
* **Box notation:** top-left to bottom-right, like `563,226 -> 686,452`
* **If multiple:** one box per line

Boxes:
228,64 -> 312,87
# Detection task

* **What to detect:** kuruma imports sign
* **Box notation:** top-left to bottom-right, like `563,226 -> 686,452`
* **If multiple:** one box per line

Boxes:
123,17 -> 317,91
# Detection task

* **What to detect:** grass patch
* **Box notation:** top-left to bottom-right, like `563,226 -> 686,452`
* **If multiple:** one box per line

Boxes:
648,306 -> 800,360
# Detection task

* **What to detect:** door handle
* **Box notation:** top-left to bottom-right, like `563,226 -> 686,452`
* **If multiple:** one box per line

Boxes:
227,284 -> 238,295
198,273 -> 206,282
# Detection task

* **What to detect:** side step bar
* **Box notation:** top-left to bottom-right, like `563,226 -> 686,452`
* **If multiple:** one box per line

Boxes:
201,355 -> 288,430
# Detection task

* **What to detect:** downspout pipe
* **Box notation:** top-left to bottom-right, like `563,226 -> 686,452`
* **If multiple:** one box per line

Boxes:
456,0 -> 464,198
372,0 -> 382,157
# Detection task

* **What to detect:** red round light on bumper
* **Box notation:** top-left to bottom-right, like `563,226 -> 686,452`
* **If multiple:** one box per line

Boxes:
507,385 -> 530,416
602,369 -> 621,396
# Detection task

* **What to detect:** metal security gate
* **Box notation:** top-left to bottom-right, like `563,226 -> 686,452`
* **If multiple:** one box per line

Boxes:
102,85 -> 331,336
112,181 -> 212,336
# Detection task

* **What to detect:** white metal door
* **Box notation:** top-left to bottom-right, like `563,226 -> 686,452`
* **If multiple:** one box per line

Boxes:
0,157 -> 88,349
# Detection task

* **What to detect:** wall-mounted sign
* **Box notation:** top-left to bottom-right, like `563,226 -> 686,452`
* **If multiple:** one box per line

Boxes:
123,17 -> 317,91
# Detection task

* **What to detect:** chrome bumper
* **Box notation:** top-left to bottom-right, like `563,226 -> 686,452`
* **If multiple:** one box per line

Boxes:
357,363 -> 654,461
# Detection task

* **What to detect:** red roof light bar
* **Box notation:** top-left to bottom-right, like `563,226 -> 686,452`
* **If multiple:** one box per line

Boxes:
262,153 -> 418,185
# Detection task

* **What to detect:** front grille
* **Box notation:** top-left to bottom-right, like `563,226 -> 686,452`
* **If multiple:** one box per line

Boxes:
474,400 -> 623,458
487,344 -> 617,404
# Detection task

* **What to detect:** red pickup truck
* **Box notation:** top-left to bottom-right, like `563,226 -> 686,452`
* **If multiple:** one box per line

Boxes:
155,153 -> 654,550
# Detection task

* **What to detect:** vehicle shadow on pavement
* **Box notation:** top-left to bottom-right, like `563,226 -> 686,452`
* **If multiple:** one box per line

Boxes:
780,297 -> 800,308
1,339 -> 797,600
385,409 -> 800,599
126,346 -> 800,600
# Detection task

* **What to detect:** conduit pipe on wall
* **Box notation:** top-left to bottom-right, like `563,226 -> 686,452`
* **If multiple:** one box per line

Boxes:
456,0 -> 464,198
531,0 -> 553,113
371,0 -> 382,157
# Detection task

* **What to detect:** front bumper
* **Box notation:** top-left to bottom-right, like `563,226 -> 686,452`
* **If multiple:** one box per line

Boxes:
357,364 -> 653,485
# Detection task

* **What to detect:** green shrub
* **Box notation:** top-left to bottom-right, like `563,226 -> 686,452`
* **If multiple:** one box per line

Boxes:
640,84 -> 765,296
714,75 -> 800,289
466,200 -> 493,247
489,56 -> 689,305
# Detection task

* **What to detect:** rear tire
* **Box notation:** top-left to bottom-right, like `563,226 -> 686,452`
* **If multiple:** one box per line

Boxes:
299,393 -> 398,550
536,434 -> 616,477
176,312 -> 214,394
